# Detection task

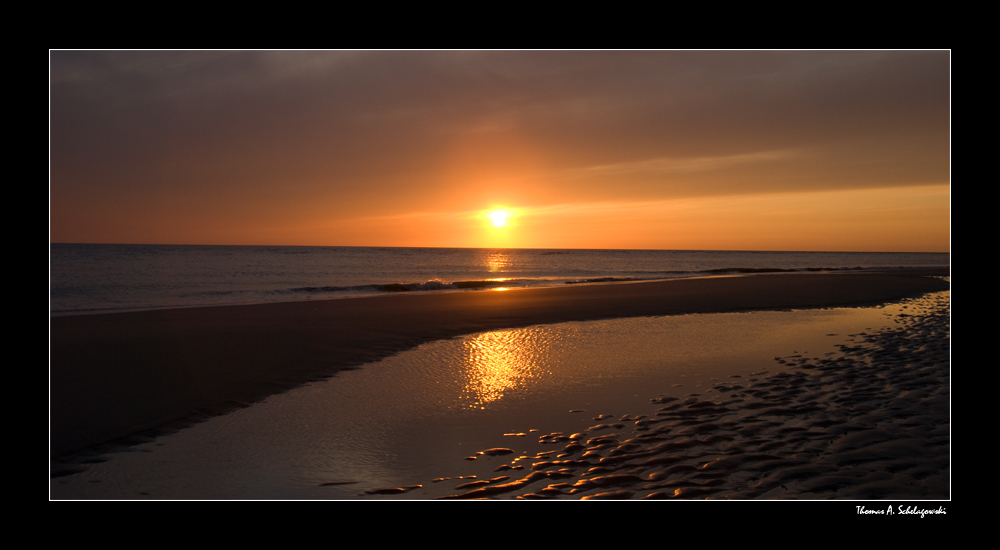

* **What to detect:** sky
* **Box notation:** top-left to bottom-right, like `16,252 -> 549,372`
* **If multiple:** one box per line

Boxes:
49,51 -> 950,252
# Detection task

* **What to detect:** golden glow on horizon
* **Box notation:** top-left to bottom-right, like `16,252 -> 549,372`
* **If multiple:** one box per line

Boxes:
185,184 -> 948,253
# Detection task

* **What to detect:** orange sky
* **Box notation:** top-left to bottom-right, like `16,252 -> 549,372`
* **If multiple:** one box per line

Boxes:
50,51 -> 950,252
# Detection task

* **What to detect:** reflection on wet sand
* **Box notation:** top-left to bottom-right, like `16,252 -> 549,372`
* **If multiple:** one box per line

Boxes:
460,329 -> 554,408
430,291 -> 951,500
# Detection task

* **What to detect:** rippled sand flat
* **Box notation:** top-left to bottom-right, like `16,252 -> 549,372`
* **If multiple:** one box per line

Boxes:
404,291 -> 949,500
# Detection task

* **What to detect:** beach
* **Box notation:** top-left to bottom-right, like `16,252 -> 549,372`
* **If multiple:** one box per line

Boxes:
50,51 -> 951,501
50,269 -> 949,499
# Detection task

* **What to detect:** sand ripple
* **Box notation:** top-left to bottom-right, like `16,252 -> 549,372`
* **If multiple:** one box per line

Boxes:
408,290 -> 950,500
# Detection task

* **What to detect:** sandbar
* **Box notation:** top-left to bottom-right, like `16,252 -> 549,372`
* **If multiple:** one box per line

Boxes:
50,269 -> 949,459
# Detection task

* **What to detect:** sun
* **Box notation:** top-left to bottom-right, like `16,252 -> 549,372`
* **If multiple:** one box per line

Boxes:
481,207 -> 518,247
490,209 -> 509,227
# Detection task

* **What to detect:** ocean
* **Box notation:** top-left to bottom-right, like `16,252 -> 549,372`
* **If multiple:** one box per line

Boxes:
49,244 -> 950,315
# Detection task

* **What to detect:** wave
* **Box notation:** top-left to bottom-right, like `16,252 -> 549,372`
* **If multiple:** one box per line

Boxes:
565,277 -> 645,285
288,279 -> 519,295
703,266 -> 850,274
283,267 -> 884,294
283,265 -> 941,297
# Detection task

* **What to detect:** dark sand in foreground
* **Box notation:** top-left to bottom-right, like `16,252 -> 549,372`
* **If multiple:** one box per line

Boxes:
50,270 -> 949,460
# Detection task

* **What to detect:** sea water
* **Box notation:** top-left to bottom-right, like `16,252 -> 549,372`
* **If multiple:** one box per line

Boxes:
49,244 -> 949,315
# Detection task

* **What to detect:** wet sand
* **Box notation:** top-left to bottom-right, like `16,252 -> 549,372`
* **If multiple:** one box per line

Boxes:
407,290 -> 950,500
50,269 -> 949,461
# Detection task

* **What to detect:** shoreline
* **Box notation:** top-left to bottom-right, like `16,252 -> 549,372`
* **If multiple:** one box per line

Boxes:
50,269 -> 949,459
49,265 -> 950,319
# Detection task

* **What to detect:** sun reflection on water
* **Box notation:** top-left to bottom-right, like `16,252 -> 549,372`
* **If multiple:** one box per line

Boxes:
484,250 -> 511,273
460,327 -> 554,409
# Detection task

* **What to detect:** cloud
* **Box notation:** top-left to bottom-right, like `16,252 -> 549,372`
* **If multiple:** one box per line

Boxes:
50,51 -> 950,246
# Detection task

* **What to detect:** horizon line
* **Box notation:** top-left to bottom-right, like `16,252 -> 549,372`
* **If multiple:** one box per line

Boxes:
48,242 -> 951,255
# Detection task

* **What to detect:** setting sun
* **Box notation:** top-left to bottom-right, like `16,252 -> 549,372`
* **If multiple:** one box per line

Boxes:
490,210 -> 509,227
